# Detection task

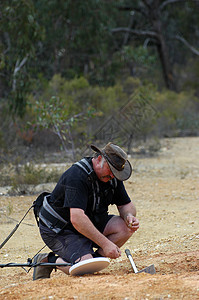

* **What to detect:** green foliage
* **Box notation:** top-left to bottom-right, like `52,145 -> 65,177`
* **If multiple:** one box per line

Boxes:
1,0 -> 199,117
121,46 -> 157,67
155,90 -> 199,136
0,0 -> 43,116
1,70 -> 199,162
113,82 -> 158,150
178,58 -> 199,92
26,74 -> 199,157
0,130 -> 6,149
0,0 -> 199,166
32,0 -> 117,85
7,201 -> 13,215
29,76 -> 100,158
9,163 -> 61,195
100,85 -> 126,113
0,172 -> 10,187
122,77 -> 142,95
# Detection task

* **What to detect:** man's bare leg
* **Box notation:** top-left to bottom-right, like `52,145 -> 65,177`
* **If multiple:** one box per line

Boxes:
97,216 -> 133,256
56,254 -> 93,275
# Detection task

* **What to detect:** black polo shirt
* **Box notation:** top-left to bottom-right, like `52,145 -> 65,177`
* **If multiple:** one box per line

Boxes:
49,157 -> 131,224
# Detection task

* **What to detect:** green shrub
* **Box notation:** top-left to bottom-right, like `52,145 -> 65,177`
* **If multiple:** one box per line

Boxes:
154,90 -> 199,136
9,163 -> 61,195
6,74 -> 198,160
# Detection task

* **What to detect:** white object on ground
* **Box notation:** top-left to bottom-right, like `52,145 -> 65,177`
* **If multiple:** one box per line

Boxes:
69,257 -> 110,276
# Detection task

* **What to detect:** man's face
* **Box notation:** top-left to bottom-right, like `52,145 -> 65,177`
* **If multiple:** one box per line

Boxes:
95,156 -> 115,182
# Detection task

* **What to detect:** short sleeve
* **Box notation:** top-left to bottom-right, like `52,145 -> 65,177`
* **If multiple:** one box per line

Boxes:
64,177 -> 89,211
113,180 -> 131,206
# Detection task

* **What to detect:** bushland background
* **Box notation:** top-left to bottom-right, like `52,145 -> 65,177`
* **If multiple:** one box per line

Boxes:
1,0 -> 199,169
0,1 -> 199,299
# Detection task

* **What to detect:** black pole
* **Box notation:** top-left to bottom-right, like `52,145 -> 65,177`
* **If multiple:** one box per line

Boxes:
0,262 -> 71,268
0,205 -> 34,250
0,224 -> 19,249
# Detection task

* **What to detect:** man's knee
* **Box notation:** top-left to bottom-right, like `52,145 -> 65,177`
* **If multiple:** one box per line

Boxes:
103,215 -> 133,238
120,220 -> 133,239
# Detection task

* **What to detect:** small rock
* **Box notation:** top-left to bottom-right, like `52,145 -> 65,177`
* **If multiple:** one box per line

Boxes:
188,221 -> 194,224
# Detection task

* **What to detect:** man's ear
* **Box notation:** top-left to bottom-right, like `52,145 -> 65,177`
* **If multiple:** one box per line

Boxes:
92,155 -> 101,169
93,155 -> 102,168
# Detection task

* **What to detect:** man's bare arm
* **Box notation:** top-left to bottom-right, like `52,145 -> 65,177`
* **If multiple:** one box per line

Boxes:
117,202 -> 139,232
70,208 -> 121,258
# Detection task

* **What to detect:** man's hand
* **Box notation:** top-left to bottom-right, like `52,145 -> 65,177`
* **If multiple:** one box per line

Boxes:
100,240 -> 121,259
125,214 -> 139,232
118,203 -> 139,233
70,208 -> 121,259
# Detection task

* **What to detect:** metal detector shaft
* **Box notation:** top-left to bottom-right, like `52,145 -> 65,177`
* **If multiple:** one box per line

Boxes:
0,205 -> 33,250
0,262 -> 71,268
125,249 -> 138,273
0,224 -> 19,249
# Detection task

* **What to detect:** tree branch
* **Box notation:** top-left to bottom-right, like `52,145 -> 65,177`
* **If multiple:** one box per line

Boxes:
3,32 -> 11,55
143,38 -> 154,48
53,123 -> 69,154
142,0 -> 152,9
111,28 -> 158,39
175,35 -> 199,56
13,57 -> 28,77
160,0 -> 198,11
122,12 -> 135,46
117,5 -> 148,17
12,56 -> 29,91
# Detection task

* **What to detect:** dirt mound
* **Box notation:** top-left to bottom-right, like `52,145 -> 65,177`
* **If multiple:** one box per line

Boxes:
0,137 -> 199,299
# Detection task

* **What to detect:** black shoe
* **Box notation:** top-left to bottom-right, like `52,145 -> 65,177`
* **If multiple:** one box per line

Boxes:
33,253 -> 54,280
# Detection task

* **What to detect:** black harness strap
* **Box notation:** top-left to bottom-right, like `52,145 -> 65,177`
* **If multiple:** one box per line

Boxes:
33,193 -> 68,233
110,177 -> 117,193
75,158 -> 100,212
74,158 -> 117,213
39,195 -> 68,233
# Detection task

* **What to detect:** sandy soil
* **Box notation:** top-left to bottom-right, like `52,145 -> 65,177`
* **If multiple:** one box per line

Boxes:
0,137 -> 199,299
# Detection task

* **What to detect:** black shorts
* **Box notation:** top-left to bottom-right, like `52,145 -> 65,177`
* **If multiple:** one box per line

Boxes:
93,213 -> 114,233
39,214 -> 114,263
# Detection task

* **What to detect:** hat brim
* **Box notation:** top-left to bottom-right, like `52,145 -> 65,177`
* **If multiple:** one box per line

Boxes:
90,144 -> 102,154
108,159 -> 132,181
90,144 -> 132,181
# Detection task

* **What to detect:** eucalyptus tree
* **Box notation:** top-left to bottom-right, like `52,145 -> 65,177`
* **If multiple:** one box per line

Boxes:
1,0 -> 199,118
0,0 -> 116,115
0,0 -> 43,116
33,0 -> 117,85
111,0 -> 199,90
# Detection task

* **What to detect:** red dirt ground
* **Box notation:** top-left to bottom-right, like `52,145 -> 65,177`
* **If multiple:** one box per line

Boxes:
0,137 -> 199,299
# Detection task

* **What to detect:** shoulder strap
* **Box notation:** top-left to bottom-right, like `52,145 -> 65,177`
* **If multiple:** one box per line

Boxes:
110,178 -> 117,192
74,158 -> 100,212
39,196 -> 68,233
75,158 -> 93,175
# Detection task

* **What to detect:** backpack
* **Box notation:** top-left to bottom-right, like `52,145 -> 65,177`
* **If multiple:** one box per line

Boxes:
33,191 -> 50,226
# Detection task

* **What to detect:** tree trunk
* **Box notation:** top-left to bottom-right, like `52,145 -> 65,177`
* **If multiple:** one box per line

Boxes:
150,1 -> 175,90
156,30 -> 175,90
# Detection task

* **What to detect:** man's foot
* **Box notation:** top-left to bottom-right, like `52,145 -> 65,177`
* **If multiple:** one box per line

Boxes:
33,253 -> 54,280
